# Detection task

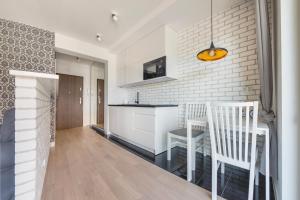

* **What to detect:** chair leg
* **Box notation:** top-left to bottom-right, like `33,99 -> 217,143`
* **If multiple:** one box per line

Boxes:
248,164 -> 256,200
192,139 -> 196,171
202,137 -> 206,157
221,162 -> 225,174
255,169 -> 259,186
187,145 -> 192,181
167,134 -> 171,161
212,159 -> 218,200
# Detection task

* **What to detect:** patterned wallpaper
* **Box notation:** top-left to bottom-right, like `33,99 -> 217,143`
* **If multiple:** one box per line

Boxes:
0,18 -> 56,142
0,18 -> 55,125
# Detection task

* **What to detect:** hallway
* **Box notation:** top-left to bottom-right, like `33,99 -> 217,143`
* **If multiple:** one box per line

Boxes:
41,127 -> 217,200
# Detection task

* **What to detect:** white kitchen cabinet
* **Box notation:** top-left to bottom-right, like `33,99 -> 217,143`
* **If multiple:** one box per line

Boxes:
108,106 -> 178,155
116,51 -> 127,86
116,25 -> 178,87
125,60 -> 143,84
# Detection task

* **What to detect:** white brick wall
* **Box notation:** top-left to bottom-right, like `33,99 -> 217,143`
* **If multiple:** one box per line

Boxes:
14,77 -> 52,200
127,0 -> 259,123
125,0 -> 265,155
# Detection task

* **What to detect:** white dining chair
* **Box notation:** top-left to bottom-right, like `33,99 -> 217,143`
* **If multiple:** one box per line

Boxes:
206,101 -> 260,200
167,103 -> 207,181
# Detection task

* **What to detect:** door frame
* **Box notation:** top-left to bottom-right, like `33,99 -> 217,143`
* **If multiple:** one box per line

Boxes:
96,78 -> 105,126
55,50 -> 108,134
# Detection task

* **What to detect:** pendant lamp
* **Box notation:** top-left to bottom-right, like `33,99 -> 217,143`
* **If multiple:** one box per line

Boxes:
197,0 -> 228,61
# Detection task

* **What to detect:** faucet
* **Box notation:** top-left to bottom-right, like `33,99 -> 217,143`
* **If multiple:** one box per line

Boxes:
135,92 -> 140,104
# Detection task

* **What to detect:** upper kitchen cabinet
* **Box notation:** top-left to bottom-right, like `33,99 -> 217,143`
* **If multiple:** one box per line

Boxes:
117,26 -> 178,87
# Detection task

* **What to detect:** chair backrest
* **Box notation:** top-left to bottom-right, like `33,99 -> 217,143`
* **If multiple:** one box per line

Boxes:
184,103 -> 206,128
206,101 -> 258,169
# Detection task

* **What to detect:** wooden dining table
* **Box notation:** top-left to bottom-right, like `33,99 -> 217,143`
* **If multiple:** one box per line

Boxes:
186,118 -> 270,200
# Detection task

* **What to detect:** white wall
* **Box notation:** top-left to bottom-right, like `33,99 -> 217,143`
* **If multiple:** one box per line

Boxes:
56,53 -> 105,126
277,0 -> 300,199
55,33 -> 126,133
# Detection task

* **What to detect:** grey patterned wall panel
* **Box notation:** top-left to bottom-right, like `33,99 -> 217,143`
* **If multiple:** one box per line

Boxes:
0,18 -> 55,125
0,18 -> 56,143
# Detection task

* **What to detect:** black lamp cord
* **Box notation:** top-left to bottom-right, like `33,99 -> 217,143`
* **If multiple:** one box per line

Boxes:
211,0 -> 213,43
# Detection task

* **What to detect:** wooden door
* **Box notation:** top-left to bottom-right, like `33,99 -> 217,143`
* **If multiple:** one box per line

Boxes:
97,79 -> 104,125
70,75 -> 83,127
56,74 -> 83,130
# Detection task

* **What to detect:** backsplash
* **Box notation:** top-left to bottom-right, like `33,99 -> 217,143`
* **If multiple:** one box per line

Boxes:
127,0 -> 261,128
0,18 -> 56,124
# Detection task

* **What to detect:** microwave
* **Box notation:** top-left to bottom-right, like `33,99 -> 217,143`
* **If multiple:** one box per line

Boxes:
143,56 -> 166,80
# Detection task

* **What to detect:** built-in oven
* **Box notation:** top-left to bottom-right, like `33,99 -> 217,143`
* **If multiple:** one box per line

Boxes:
143,56 -> 166,80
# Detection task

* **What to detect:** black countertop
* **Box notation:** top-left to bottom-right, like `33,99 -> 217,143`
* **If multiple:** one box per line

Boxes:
108,104 -> 178,107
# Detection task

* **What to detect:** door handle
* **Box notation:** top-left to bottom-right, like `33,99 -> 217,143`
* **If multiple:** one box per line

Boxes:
80,97 -> 82,105
98,96 -> 101,104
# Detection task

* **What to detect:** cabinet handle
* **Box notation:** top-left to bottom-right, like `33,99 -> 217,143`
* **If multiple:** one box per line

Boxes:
80,97 -> 82,105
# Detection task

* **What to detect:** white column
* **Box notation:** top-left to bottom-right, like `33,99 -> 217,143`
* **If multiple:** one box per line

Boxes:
10,70 -> 58,200
276,0 -> 300,199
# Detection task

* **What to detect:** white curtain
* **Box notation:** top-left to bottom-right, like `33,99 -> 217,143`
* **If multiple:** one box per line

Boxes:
255,0 -> 277,179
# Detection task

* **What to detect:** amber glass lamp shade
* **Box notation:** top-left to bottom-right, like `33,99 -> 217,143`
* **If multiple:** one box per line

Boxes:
197,42 -> 228,61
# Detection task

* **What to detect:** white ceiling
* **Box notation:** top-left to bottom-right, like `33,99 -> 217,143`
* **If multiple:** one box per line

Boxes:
0,0 -> 234,51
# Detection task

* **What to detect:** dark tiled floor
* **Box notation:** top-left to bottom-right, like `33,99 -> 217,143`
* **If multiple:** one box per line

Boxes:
154,148 -> 275,200
92,128 -> 275,200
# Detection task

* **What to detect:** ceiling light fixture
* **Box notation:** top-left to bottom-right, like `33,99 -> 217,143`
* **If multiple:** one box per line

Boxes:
197,0 -> 228,61
112,11 -> 119,22
96,33 -> 103,42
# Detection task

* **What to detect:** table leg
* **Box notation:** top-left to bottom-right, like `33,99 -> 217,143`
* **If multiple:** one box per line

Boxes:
265,129 -> 270,200
187,121 -> 192,182
192,140 -> 196,171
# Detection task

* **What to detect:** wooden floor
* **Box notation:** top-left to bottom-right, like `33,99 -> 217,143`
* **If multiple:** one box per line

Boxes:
42,127 -> 221,200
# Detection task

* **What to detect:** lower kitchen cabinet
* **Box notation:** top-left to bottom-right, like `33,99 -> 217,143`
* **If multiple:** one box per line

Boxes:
109,105 -> 178,155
